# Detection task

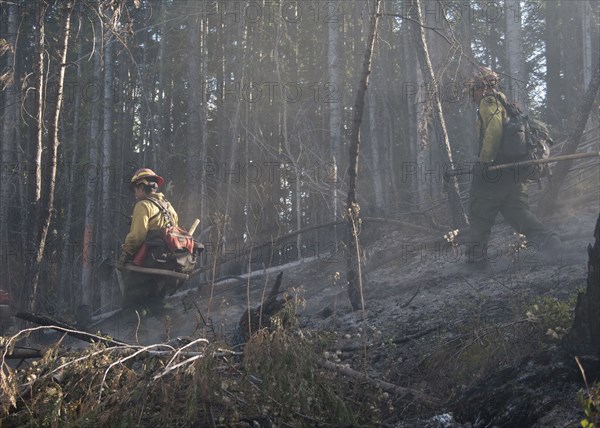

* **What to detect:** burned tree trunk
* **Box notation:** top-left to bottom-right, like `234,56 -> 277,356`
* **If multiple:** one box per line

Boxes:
28,1 -> 73,311
345,0 -> 381,311
564,213 -> 600,357
409,0 -> 468,229
25,1 -> 48,310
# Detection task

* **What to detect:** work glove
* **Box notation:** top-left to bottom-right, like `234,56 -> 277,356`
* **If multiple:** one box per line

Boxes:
116,253 -> 129,271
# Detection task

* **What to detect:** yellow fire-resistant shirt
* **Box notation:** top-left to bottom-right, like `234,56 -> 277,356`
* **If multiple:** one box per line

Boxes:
476,93 -> 507,163
121,192 -> 179,257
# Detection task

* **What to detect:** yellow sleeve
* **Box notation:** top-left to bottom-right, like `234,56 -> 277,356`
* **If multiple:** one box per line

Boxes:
477,96 -> 505,163
121,201 -> 152,256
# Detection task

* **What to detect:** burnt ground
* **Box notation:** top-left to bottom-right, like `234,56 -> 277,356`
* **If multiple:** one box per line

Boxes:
88,189 -> 600,427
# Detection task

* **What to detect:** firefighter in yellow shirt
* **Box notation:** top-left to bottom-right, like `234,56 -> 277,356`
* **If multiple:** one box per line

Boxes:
467,67 -> 562,265
117,168 -> 180,312
119,169 -> 178,260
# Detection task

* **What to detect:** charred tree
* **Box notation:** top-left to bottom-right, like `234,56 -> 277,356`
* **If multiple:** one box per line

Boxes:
28,1 -> 73,311
345,0 -> 381,311
100,4 -> 115,309
59,9 -> 85,305
0,2 -> 19,280
368,89 -> 386,216
186,13 -> 204,224
409,0 -> 468,229
25,1 -> 48,309
538,62 -> 600,214
564,213 -> 600,357
29,0 -> 47,249
81,15 -> 102,311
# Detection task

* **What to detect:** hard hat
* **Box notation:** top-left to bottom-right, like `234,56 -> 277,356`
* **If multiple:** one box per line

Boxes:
130,168 -> 164,188
470,66 -> 500,88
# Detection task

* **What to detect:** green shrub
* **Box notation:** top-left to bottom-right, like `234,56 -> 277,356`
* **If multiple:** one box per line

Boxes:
579,382 -> 600,428
525,295 -> 575,340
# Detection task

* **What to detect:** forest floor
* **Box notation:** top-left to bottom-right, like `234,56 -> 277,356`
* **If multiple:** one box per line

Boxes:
97,186 -> 599,427
3,187 -> 599,426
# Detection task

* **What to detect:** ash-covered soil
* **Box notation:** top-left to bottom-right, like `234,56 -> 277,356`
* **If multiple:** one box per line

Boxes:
92,191 -> 599,427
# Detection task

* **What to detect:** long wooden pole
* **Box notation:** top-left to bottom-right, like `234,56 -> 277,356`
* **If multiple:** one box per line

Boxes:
445,152 -> 600,177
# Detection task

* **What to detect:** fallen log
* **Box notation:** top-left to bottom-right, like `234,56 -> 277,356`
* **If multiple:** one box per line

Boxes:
15,311 -> 129,347
337,326 -> 438,352
2,347 -> 43,359
232,218 -> 440,268
317,359 -> 436,406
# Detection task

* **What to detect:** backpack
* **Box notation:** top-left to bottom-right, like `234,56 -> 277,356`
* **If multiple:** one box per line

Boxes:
495,95 -> 553,181
133,197 -> 202,274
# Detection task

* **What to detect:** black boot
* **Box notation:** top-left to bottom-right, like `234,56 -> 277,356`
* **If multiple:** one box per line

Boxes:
541,234 -> 563,264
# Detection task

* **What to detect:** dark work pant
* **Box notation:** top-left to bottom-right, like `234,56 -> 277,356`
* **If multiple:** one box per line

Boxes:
468,169 -> 553,260
121,271 -> 179,313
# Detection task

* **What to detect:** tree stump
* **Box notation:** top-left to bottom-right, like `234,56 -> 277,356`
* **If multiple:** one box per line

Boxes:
237,272 -> 285,342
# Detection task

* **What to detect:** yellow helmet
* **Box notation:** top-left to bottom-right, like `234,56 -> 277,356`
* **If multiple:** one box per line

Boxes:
130,168 -> 164,188
470,66 -> 500,88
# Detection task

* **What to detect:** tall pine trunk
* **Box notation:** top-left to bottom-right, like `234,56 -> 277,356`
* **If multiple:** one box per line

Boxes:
0,2 -> 19,282
545,0 -> 564,128
81,20 -> 102,310
275,2 -> 302,256
100,8 -> 114,309
199,16 -> 209,229
456,9 -> 477,157
505,0 -> 528,113
328,7 -> 342,230
60,9 -> 84,306
29,1 -> 47,251
410,0 -> 467,228
186,14 -> 204,225
29,1 -> 73,311
157,0 -> 168,152
25,1 -> 48,310
580,1 -> 593,87
345,0 -> 381,311
401,24 -> 421,211
368,89 -> 385,216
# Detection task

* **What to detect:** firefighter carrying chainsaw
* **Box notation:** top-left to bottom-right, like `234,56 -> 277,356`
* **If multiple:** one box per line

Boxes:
117,168 -> 202,315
